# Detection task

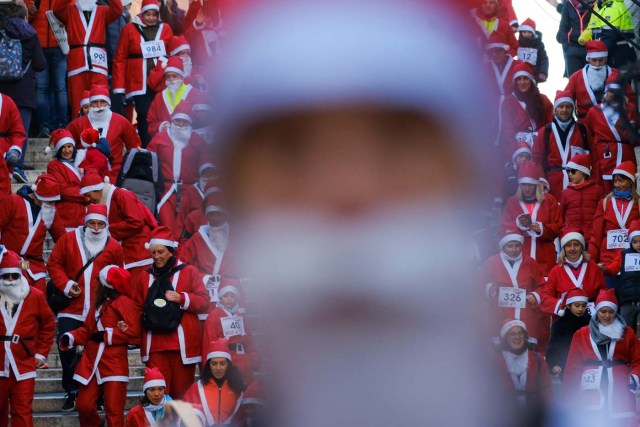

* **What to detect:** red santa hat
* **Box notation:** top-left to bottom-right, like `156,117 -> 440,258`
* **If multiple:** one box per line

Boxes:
89,85 -> 111,105
46,129 -> 75,155
560,228 -> 585,249
498,229 -> 524,251
85,204 -> 108,224
164,56 -> 185,77
80,90 -> 91,109
80,128 -> 100,148
146,226 -> 178,249
605,74 -> 622,92
79,169 -> 107,194
168,35 -> 190,57
206,338 -> 232,362
32,174 -> 61,202
565,153 -> 591,177
511,141 -> 531,162
585,40 -> 608,59
512,62 -> 536,85
553,90 -> 575,110
518,18 -> 536,33
218,278 -> 242,299
0,250 -> 22,276
191,91 -> 213,112
171,102 -> 192,123
143,367 -> 166,391
98,265 -> 130,295
517,161 -> 542,185
595,288 -> 618,312
242,380 -> 265,406
205,190 -> 225,215
628,220 -> 640,242
612,160 -> 637,182
499,319 -> 526,339
565,287 -> 589,306
140,0 -> 160,14
485,31 -> 509,51
198,162 -> 216,176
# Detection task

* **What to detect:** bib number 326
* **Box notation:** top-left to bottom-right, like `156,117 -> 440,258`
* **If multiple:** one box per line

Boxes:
498,287 -> 526,308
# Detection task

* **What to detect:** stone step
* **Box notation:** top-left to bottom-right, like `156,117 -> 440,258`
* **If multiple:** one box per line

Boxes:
36,365 -> 145,379
47,350 -> 142,369
35,374 -> 144,394
33,390 -> 143,413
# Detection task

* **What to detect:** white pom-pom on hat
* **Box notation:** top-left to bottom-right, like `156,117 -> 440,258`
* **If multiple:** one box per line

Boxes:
44,146 -> 51,154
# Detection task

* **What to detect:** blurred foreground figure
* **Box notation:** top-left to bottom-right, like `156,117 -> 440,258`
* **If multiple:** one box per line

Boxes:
211,1 -> 514,426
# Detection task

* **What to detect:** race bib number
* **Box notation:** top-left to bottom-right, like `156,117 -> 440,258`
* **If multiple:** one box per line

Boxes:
587,302 -> 595,315
220,316 -> 246,338
625,253 -> 640,272
517,47 -> 538,65
45,11 -> 69,55
515,132 -> 534,147
498,287 -> 526,308
607,229 -> 629,250
89,47 -> 107,68
570,146 -> 589,157
141,40 -> 166,59
581,369 -> 601,391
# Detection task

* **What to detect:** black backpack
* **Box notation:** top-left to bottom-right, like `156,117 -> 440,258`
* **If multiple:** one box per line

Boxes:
116,149 -> 163,216
142,264 -> 187,333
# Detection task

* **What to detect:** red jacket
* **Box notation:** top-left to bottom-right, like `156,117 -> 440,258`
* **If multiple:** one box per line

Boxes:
540,260 -> 606,315
61,295 -> 140,385
472,11 -> 518,56
588,196 -> 640,265
146,85 -> 202,136
147,130 -> 206,189
560,180 -> 604,243
177,183 -> 204,238
498,350 -> 551,409
47,159 -> 87,229
133,260 -> 209,365
29,0 -> 59,49
564,65 -> 620,119
47,227 -> 124,322
183,379 -> 242,426
0,286 -> 55,381
112,22 -> 174,98
0,95 -> 25,196
487,56 -> 519,96
52,0 -> 122,77
181,226 -> 237,282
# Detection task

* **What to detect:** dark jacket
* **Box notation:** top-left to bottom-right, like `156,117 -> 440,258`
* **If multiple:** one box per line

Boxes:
518,31 -> 549,78
0,17 -> 46,109
617,247 -> 640,305
557,0 -> 594,46
546,309 -> 591,376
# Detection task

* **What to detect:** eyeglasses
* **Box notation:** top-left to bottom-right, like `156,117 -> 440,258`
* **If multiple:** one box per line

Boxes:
507,331 -> 525,338
567,169 -> 577,174
1,273 -> 20,281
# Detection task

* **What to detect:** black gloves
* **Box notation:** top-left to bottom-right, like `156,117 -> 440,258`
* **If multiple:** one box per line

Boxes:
90,331 -> 105,343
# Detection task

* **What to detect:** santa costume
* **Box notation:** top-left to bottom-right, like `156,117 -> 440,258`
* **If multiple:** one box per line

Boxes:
472,2 -> 518,56
74,127 -> 110,178
176,162 -> 216,238
125,367 -> 173,426
147,35 -> 194,92
0,94 -> 25,196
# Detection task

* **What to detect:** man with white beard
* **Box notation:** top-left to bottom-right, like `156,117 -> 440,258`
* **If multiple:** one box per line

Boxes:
52,0 -> 123,119
0,250 -> 55,427
47,204 -> 124,411
208,1 -> 516,426
67,85 -> 142,182
146,56 -> 202,137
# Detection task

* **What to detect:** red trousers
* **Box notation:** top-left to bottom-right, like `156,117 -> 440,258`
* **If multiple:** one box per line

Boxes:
0,373 -> 35,427
148,350 -> 196,399
67,72 -> 108,120
76,377 -> 127,427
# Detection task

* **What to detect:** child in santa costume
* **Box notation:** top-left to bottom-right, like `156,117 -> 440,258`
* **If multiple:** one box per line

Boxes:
0,94 -> 25,196
183,338 -> 246,426
78,90 -> 91,118
179,182 -> 220,244
0,250 -> 55,427
177,161 -> 216,237
500,161 -> 563,275
564,289 -> 640,426
541,229 -> 606,315
559,153 -> 604,244
126,367 -> 173,426
59,265 -> 140,427
74,127 -> 111,178
516,18 -> 548,83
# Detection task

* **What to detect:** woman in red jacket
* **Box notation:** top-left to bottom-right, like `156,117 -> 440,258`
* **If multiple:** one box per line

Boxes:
589,161 -> 640,289
125,367 -> 173,426
560,153 -> 604,243
59,265 -> 141,427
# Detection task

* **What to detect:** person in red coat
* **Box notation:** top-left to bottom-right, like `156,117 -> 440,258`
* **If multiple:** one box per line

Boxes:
564,289 -> 640,426
126,367 -> 174,426
59,265 -> 140,427
560,153 -> 604,243
541,229 -> 606,315
112,0 -> 174,147
146,56 -> 202,137
46,204 -> 124,410
584,76 -> 637,194
176,161 -> 216,238
52,0 -> 122,117
485,32 -> 519,98
183,338 -> 246,426
0,174 -> 66,294
184,0 -> 225,70
532,92 -> 593,201
202,280 -> 259,382
497,320 -> 551,413
479,231 -> 550,354
0,94 -> 26,196
74,127 -> 111,178
46,129 -> 87,229
66,85 -> 142,182
589,161 -> 640,289
0,250 -> 55,427
472,0 -> 518,56
148,102 -> 207,237
500,161 -> 563,275
79,169 -> 157,282
147,35 -> 196,92
133,226 -> 209,399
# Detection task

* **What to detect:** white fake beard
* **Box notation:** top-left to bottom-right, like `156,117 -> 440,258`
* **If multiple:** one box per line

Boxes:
166,80 -> 183,97
88,107 -> 112,130
239,203 -> 500,427
181,57 -> 193,77
169,125 -> 192,149
599,318 -> 625,340
84,228 -> 108,257
206,222 -> 229,253
502,350 -> 528,378
41,203 -> 56,229
587,66 -> 606,91
77,0 -> 96,11
0,277 -> 29,313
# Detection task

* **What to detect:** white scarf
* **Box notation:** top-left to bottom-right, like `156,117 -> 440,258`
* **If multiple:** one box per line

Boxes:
500,251 -> 522,263
0,277 -> 29,315
564,255 -> 583,269
587,66 -> 606,91
169,124 -> 192,150
502,350 -> 528,389
598,318 -> 625,341
206,222 -> 229,253
555,117 -> 573,131
88,107 -> 113,133
83,227 -> 108,258
144,396 -> 166,413
77,0 -> 96,11
41,203 -> 56,229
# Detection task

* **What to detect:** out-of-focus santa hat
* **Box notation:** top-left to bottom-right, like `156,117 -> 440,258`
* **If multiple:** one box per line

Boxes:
0,250 -> 22,276
206,338 -> 232,362
560,228 -> 585,249
79,169 -> 106,194
517,161 -> 542,185
46,129 -> 75,154
199,162 -> 216,176
512,62 -> 536,85
518,18 -> 536,33
566,153 -> 591,177
485,31 -> 509,51
146,226 -> 178,249
85,204 -> 108,224
499,319 -> 526,339
171,102 -> 192,123
90,85 -> 111,105
218,278 -> 242,299
205,190 -> 225,215
143,367 -> 166,391
168,35 -> 190,56
98,265 -> 130,295
612,160 -> 636,182
595,288 -> 618,312
80,90 -> 91,109
498,229 -> 524,251
164,56 -> 185,77
585,40 -> 608,59
511,141 -> 531,162
553,90 -> 575,110
32,174 -> 61,202
605,74 -> 622,92
140,0 -> 159,14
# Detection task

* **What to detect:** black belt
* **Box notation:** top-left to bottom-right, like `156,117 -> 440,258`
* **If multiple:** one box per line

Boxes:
0,334 -> 33,357
128,54 -> 144,59
584,359 -> 629,368
0,133 -> 7,137
68,43 -> 107,70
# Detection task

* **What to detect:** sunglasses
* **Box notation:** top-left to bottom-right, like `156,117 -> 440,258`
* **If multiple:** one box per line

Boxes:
567,169 -> 577,174
1,273 -> 20,281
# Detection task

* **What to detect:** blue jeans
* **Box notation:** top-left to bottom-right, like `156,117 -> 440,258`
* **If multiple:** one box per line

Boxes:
36,47 -> 68,131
